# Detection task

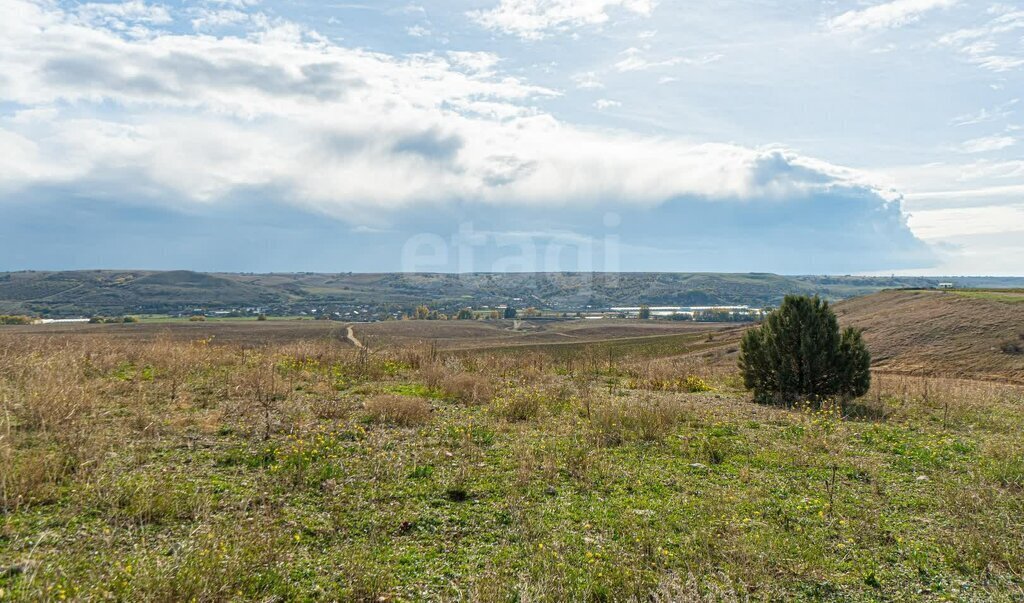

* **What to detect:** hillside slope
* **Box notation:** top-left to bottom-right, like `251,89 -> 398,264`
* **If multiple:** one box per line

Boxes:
835,290 -> 1024,383
5,270 -> 1023,317
0,270 -> 287,315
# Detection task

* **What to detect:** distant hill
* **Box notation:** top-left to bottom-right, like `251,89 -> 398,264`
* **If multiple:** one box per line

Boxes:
1,270 -> 1022,318
835,289 -> 1024,383
0,270 -> 286,316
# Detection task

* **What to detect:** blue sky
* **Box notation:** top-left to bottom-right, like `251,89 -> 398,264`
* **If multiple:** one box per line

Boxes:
0,0 -> 1021,274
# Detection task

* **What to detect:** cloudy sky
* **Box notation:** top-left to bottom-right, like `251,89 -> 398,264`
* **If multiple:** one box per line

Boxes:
1,0 -> 1021,274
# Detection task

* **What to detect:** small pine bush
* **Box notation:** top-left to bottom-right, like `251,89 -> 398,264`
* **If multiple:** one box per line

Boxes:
739,295 -> 870,405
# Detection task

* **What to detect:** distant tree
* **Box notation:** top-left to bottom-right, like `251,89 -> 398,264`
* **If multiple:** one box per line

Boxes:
456,308 -> 474,320
522,307 -> 541,317
122,316 -> 139,323
0,315 -> 33,325
488,310 -> 500,320
503,305 -> 517,319
638,305 -> 651,320
739,295 -> 870,406
414,305 -> 430,320
257,314 -> 268,321
189,315 -> 206,322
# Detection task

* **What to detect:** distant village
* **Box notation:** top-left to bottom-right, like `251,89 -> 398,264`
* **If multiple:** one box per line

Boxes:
16,302 -> 767,324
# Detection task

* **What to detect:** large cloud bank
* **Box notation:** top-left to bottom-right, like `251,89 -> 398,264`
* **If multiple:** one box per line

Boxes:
0,0 -> 934,272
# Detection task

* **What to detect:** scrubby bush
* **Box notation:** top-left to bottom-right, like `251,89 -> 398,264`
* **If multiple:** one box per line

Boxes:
442,373 -> 494,405
1000,339 -> 1023,355
87,316 -> 137,324
591,397 -> 684,446
739,295 -> 870,405
492,385 -> 545,421
364,395 -> 432,426
684,375 -> 712,393
0,315 -> 33,325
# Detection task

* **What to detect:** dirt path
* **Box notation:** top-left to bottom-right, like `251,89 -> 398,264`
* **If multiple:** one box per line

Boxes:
345,325 -> 364,349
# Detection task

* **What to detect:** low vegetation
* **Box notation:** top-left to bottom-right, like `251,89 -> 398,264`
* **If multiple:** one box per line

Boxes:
952,289 -> 1024,304
88,315 -> 139,324
364,394 -> 433,427
1,327 -> 1022,601
1001,333 -> 1024,355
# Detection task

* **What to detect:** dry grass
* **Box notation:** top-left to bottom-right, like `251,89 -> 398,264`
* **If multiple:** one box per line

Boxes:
835,290 -> 1024,383
363,394 -> 432,427
591,396 -> 687,446
440,372 -> 495,405
492,385 -> 546,422
1,330 -> 1023,601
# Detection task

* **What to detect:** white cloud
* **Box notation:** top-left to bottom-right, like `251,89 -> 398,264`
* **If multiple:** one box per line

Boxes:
613,47 -> 678,72
593,98 -> 621,109
191,8 -> 250,30
613,47 -> 720,72
881,159 -> 1024,211
206,0 -> 260,6
447,51 -> 502,74
939,7 -> 1024,72
827,0 -> 956,33
468,0 -> 655,40
959,134 -> 1016,153
950,99 -> 1018,126
908,204 -> 1024,239
571,71 -> 603,89
74,0 -> 172,31
0,0 -> 917,247
406,24 -> 430,37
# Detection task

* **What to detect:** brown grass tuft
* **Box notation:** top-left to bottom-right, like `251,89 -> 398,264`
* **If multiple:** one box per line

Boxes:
442,373 -> 495,405
364,394 -> 432,426
591,396 -> 685,446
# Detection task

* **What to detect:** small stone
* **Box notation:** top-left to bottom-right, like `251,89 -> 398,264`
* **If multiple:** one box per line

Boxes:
2,563 -> 30,577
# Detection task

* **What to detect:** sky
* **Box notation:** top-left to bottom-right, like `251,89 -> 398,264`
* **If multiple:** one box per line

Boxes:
0,0 -> 1021,275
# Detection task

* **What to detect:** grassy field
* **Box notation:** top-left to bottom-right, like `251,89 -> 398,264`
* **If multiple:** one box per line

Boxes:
0,318 -> 722,349
951,290 -> 1024,304
1,324 -> 1023,601
834,290 -> 1024,384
